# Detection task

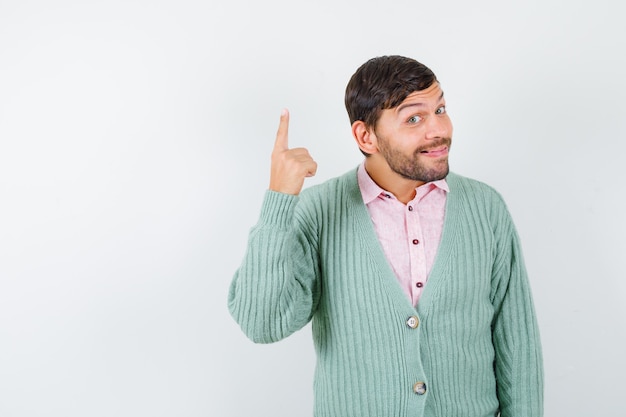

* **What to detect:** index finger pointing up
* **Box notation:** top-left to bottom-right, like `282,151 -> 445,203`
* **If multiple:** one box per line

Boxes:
274,108 -> 290,151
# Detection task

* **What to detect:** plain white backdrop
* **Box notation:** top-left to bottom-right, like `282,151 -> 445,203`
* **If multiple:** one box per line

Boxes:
1,0 -> 624,415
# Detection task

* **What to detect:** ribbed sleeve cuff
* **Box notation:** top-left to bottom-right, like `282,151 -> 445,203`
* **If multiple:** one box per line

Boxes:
258,190 -> 299,229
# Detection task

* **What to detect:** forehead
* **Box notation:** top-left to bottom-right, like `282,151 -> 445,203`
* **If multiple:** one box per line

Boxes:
396,82 -> 444,110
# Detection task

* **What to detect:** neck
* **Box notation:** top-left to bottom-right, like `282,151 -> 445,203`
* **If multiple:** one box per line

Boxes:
364,157 -> 424,204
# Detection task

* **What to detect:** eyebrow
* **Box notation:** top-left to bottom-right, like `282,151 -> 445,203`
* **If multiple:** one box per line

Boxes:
396,91 -> 445,113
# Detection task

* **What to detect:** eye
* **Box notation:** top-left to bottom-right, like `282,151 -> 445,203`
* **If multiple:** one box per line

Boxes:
435,105 -> 446,115
407,115 -> 422,124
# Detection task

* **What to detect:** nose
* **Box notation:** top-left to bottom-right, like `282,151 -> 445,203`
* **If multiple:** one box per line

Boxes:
425,115 -> 451,140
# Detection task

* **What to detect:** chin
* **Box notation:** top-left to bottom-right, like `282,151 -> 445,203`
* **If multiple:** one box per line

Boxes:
412,164 -> 449,183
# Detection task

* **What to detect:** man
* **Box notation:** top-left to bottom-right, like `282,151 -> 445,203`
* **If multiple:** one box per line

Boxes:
228,55 -> 543,417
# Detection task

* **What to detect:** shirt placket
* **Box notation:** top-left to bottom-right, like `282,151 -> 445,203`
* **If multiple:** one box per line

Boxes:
406,201 -> 427,305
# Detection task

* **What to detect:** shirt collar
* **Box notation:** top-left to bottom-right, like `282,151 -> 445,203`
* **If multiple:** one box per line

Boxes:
357,161 -> 449,204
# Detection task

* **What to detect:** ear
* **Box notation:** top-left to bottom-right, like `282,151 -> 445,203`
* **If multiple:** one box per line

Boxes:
352,121 -> 378,155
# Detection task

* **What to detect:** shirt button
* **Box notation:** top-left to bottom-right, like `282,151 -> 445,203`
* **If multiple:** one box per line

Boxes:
408,206 -> 414,211
406,316 -> 419,329
413,381 -> 427,395
416,282 -> 423,288
412,239 -> 419,245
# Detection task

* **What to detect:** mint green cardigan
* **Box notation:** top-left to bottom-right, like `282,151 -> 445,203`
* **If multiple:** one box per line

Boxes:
228,168 -> 543,417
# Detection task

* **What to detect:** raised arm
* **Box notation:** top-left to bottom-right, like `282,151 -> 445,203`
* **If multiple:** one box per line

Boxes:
228,110 -> 321,344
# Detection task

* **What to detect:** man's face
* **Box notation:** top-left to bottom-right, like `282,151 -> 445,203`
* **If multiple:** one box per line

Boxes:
372,82 -> 453,183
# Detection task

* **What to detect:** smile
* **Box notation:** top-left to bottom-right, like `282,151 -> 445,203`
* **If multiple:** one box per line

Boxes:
419,146 -> 449,157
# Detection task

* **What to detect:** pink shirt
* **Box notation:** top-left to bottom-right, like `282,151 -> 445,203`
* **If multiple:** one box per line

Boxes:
357,163 -> 448,306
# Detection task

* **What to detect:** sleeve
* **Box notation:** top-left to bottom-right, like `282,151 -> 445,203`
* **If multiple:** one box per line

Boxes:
227,190 -> 321,344
490,202 -> 544,417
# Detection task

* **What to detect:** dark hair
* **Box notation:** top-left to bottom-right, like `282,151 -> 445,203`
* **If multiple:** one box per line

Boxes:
345,55 -> 438,128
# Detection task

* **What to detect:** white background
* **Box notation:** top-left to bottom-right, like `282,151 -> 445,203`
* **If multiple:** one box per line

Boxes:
1,0 -> 624,416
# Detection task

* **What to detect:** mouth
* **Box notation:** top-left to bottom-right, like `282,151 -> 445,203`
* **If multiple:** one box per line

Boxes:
419,146 -> 449,158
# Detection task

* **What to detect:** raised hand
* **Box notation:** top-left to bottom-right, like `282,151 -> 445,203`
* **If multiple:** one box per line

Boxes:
269,109 -> 317,195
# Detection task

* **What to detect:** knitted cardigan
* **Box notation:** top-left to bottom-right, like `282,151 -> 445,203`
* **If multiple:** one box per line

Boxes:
228,168 -> 543,417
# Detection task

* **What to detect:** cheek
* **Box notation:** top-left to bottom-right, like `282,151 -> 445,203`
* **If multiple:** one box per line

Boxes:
445,117 -> 454,136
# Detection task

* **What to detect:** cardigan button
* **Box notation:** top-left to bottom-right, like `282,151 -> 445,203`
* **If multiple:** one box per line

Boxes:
406,316 -> 419,329
413,381 -> 427,395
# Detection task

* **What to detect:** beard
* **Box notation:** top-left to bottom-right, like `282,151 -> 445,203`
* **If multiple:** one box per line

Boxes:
377,134 -> 452,183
